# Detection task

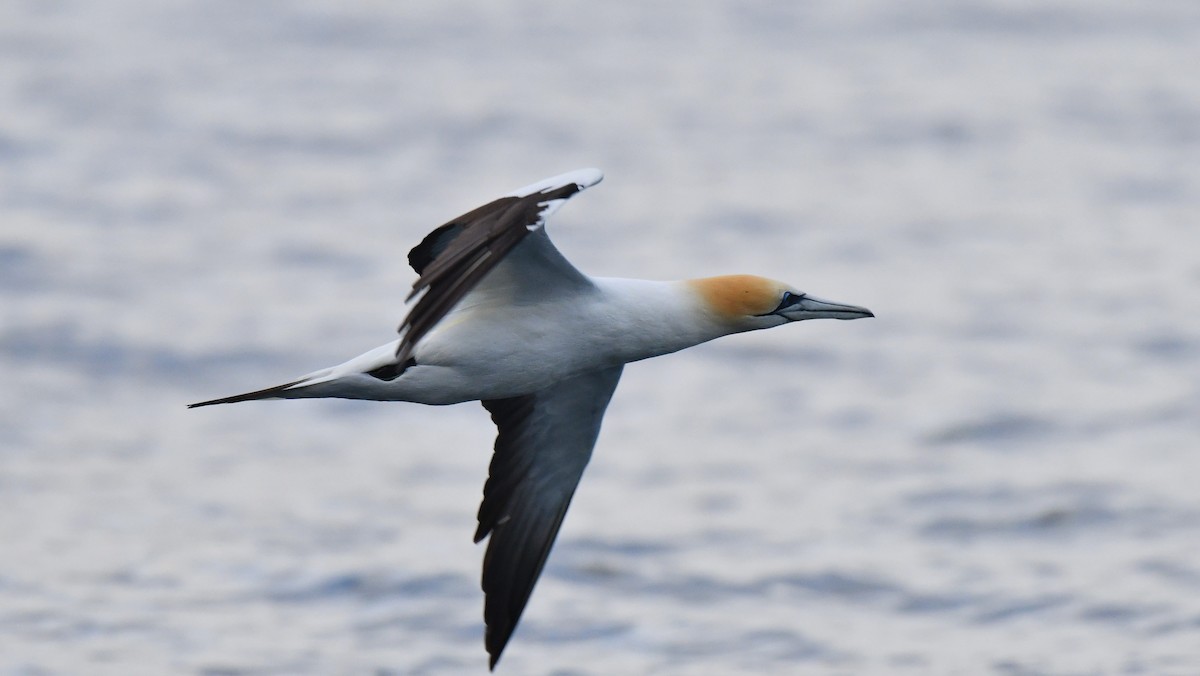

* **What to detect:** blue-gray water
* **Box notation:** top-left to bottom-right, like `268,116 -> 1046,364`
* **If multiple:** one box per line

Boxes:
3,1 -> 1199,674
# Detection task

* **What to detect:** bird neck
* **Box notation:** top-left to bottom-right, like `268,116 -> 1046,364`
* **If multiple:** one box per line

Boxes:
590,277 -> 743,364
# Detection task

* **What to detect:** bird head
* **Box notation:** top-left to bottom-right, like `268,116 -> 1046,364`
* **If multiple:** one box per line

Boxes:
688,274 -> 874,331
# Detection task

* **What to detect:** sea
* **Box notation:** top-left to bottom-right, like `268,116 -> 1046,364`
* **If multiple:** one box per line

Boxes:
2,1 -> 1199,674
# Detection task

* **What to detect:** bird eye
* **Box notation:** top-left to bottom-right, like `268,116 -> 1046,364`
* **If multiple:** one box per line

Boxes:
754,291 -> 806,317
774,291 -> 803,313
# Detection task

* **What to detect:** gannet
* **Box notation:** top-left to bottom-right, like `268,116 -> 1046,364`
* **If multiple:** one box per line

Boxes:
190,169 -> 873,669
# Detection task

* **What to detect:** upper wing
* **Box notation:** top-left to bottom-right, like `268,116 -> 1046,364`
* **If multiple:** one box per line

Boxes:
475,365 -> 624,670
396,168 -> 604,362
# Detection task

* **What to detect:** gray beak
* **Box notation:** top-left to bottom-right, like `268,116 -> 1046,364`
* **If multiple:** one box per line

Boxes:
777,294 -> 874,321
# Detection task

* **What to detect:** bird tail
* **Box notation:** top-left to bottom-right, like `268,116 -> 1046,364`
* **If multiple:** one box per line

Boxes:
188,369 -> 337,408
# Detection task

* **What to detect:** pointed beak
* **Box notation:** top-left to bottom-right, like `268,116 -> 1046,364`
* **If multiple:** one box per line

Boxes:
778,294 -> 874,321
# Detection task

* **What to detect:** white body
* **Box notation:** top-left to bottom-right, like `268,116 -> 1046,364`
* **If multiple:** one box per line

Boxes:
295,277 -> 758,405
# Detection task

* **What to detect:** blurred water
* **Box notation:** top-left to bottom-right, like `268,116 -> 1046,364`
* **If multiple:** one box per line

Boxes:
3,1 -> 1199,674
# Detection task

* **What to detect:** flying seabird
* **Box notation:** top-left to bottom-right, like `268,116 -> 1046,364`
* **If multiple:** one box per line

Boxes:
190,169 -> 874,669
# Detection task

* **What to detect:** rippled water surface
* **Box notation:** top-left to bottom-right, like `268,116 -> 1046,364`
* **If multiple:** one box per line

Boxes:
3,1 -> 1200,674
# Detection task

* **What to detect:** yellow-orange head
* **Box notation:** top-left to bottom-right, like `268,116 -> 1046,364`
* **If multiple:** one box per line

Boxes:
686,275 -> 790,324
686,274 -> 874,330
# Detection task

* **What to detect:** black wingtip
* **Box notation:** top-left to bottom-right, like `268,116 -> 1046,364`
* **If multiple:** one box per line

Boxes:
408,222 -> 465,275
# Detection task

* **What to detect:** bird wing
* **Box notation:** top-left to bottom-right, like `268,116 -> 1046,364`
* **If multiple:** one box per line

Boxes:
475,365 -> 623,669
396,168 -> 604,362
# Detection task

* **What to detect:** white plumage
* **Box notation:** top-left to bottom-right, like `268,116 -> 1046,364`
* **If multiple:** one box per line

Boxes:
190,169 -> 873,669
